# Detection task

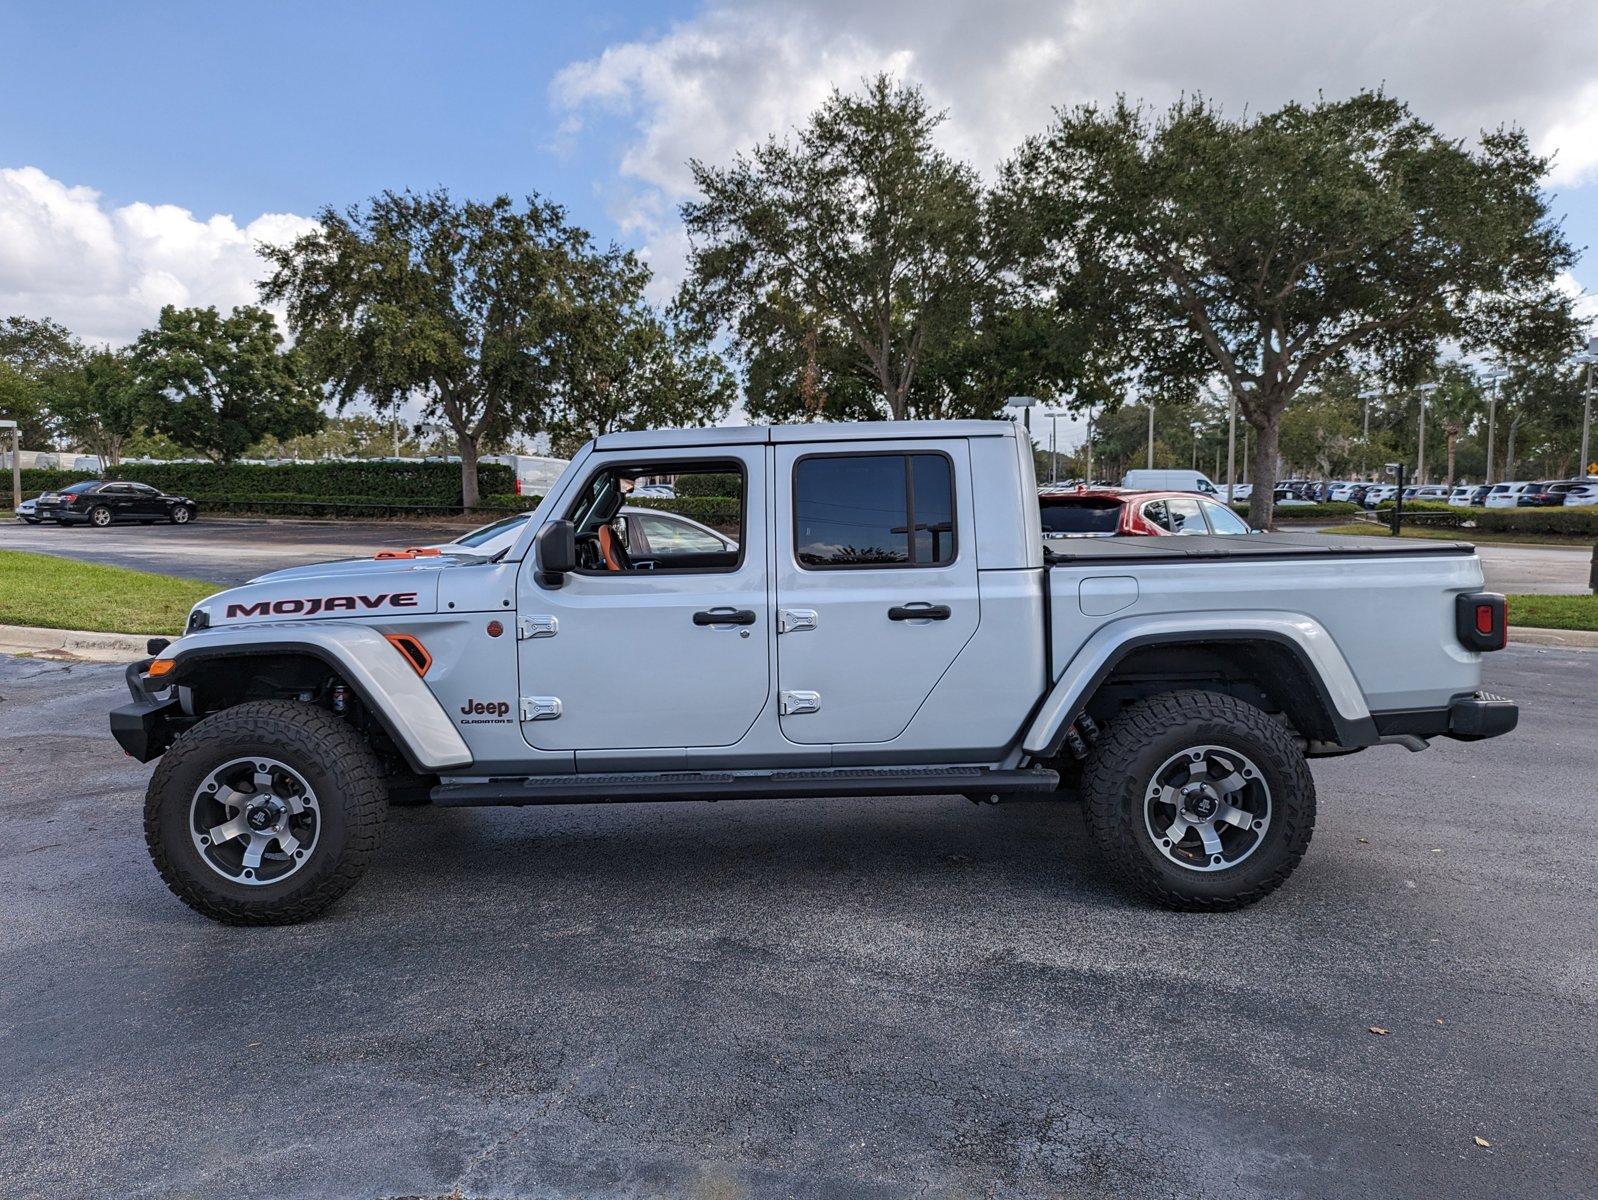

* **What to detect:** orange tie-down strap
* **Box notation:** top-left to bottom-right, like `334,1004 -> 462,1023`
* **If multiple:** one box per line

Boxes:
373,547 -> 443,560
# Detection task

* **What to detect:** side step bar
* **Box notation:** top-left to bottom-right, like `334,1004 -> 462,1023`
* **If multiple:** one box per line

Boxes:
431,765 -> 1060,807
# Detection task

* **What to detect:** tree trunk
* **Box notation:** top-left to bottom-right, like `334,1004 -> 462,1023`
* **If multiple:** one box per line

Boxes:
1445,429 -> 1457,489
458,431 -> 480,509
1245,411 -> 1280,530
1503,413 -> 1523,482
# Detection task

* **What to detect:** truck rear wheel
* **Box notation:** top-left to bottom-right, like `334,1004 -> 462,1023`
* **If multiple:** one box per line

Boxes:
1080,690 -> 1315,910
143,700 -> 388,925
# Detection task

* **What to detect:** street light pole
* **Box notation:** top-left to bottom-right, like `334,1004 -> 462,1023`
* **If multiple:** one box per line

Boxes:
1225,393 -> 1237,503
1190,420 -> 1203,471
1578,337 -> 1598,475
1147,402 -> 1155,470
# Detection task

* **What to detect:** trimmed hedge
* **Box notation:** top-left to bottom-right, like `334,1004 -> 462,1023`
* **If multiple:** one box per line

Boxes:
1231,501 -> 1362,521
1369,505 -> 1598,536
629,495 -> 742,530
15,460 -> 514,510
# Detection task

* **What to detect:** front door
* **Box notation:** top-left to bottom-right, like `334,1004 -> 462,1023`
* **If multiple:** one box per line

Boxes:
773,441 -> 980,746
516,448 -> 771,752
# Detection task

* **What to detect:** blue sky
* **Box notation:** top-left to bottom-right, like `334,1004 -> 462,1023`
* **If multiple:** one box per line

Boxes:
3,0 -> 1595,361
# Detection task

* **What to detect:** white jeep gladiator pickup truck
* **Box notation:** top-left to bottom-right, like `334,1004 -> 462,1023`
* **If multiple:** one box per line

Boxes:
111,420 -> 1516,925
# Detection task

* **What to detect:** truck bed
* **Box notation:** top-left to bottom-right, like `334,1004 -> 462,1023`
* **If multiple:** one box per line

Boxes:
1043,532 -> 1486,714
1043,531 -> 1476,563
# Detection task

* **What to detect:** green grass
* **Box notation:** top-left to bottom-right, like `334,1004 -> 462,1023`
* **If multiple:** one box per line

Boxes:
1507,593 -> 1598,631
1317,522 -> 1594,548
0,550 -> 219,634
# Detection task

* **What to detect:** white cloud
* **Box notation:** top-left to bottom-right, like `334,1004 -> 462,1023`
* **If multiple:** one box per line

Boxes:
0,166 -> 317,345
552,0 -> 1598,292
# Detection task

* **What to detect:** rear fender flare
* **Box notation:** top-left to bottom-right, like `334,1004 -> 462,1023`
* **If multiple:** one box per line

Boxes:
1023,611 -> 1375,755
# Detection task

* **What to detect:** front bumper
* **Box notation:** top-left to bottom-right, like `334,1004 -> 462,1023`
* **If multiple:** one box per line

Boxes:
1372,692 -> 1519,743
108,658 -> 181,762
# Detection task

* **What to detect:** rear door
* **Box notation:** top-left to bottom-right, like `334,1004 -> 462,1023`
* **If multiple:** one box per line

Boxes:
773,441 -> 979,746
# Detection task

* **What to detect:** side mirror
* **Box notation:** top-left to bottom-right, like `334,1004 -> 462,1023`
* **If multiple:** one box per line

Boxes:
534,519 -> 577,587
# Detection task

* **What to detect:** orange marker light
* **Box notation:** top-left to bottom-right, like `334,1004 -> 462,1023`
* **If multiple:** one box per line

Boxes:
147,659 -> 176,678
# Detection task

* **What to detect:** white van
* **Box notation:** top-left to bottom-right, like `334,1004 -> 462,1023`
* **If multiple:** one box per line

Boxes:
1120,469 -> 1220,496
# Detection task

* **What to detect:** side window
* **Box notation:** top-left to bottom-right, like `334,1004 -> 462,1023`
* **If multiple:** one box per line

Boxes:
633,512 -> 727,557
1201,501 -> 1252,535
1166,498 -> 1206,534
565,459 -> 744,575
793,453 -> 957,569
1141,500 -> 1171,531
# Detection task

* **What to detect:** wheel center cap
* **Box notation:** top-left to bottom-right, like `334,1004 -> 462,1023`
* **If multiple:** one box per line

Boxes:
246,801 -> 281,831
1182,787 -> 1218,820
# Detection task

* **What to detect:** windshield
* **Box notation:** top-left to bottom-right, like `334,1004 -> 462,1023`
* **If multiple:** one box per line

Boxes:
452,513 -> 532,548
1040,498 -> 1121,535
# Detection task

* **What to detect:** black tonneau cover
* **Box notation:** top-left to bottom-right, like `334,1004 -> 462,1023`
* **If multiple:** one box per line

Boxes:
1044,531 -> 1475,565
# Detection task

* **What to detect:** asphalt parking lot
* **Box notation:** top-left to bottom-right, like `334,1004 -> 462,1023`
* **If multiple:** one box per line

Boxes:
0,515 -> 479,585
1,646 -> 1593,1200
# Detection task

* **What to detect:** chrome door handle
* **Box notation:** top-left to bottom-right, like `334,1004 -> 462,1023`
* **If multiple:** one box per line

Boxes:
693,608 -> 757,626
887,604 -> 951,621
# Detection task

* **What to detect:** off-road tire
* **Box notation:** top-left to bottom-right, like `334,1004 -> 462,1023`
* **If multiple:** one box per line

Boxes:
88,505 -> 112,528
144,700 -> 388,925
1080,690 -> 1315,911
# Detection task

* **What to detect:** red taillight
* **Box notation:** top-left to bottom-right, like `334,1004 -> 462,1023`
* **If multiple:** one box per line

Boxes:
1456,592 -> 1507,651
62,494 -> 76,504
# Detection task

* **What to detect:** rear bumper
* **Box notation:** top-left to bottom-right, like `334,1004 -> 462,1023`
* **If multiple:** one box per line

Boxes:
1372,692 -> 1519,743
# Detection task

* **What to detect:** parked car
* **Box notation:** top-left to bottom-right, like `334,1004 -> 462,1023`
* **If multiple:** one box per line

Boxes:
116,418 -> 1516,925
1327,482 -> 1360,502
34,480 -> 198,527
1554,480 -> 1598,507
1039,488 -> 1255,538
631,483 -> 677,499
1514,481 -> 1565,507
1542,479 -> 1597,507
14,496 -> 41,523
1229,483 -> 1253,502
1447,485 -> 1475,507
1405,485 -> 1450,503
1119,469 -> 1220,496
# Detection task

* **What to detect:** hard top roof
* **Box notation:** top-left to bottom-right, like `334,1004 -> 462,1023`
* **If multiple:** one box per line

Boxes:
592,420 -> 1018,452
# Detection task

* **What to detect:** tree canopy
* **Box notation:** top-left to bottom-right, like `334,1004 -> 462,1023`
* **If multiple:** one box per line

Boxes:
44,347 -> 144,467
262,190 -> 599,506
133,305 -> 323,464
680,75 -> 1003,422
1000,90 -> 1579,525
545,245 -> 734,456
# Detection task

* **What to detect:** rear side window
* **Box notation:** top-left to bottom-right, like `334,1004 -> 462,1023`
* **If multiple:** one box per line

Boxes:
794,453 -> 956,569
1040,498 -> 1121,535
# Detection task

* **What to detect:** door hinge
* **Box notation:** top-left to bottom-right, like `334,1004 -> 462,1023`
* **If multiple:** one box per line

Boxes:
520,696 -> 563,721
517,615 -> 559,640
777,608 -> 818,634
780,690 -> 821,715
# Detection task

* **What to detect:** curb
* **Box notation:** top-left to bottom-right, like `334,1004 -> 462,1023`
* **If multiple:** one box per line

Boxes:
1507,626 -> 1598,649
0,623 -> 156,663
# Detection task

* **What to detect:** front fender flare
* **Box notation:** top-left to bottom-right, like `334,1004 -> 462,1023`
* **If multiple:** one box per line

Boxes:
156,622 -> 473,772
1022,611 -> 1375,755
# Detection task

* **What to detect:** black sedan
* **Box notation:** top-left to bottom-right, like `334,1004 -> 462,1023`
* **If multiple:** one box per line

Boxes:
35,480 -> 198,527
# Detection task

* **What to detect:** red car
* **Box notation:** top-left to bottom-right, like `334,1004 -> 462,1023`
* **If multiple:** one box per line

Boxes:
1039,487 -> 1255,539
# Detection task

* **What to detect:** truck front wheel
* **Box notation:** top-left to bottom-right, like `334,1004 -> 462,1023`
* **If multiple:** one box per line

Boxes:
1080,690 -> 1315,910
143,700 -> 388,925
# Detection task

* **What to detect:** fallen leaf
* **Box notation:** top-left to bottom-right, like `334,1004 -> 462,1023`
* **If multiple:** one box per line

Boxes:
1436,1018 -> 1445,1025
1431,847 -> 1443,853
1474,1136 -> 1491,1148
1357,837 -> 1370,844
246,1041 -> 261,1048
1368,1026 -> 1389,1036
